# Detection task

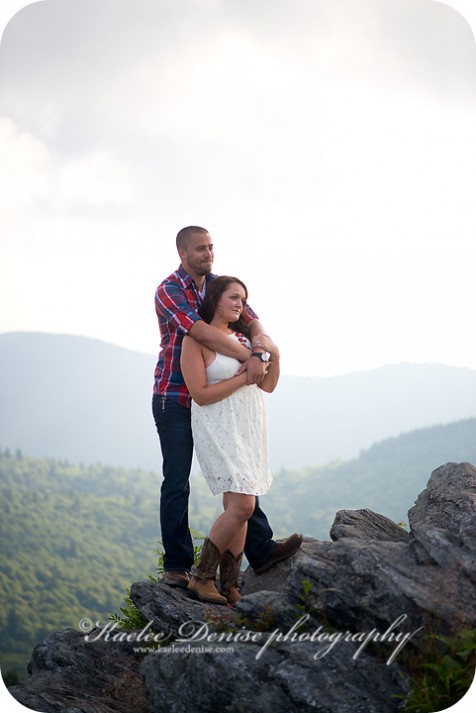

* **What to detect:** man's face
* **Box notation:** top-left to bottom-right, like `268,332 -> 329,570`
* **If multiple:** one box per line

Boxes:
179,232 -> 214,277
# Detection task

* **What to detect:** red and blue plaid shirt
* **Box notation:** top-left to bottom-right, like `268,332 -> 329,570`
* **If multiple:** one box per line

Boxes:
153,265 -> 258,408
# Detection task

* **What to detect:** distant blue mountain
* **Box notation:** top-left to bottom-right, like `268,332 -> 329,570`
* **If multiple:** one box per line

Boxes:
1,332 -> 476,470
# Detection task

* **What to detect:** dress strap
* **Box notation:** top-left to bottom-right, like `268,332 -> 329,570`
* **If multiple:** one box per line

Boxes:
232,331 -> 251,348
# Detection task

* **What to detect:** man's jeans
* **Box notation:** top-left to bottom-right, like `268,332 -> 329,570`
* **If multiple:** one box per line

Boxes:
152,394 -> 274,571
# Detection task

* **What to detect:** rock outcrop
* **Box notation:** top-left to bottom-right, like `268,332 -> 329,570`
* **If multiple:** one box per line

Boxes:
9,628 -> 153,713
8,462 -> 476,713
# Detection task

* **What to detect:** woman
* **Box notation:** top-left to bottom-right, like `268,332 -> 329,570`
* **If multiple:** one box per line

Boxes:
180,276 -> 280,605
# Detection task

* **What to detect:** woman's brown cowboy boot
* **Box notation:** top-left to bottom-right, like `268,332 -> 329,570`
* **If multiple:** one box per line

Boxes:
187,538 -> 228,605
219,549 -> 243,605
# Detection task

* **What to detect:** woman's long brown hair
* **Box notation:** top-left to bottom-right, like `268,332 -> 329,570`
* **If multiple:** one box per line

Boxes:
199,276 -> 251,337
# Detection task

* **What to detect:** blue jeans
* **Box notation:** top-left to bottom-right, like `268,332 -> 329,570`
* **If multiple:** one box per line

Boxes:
152,394 -> 274,571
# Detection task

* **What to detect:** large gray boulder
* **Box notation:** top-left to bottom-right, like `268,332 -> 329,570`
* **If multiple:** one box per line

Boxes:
408,461 -> 476,534
8,462 -> 476,713
8,628 -> 153,713
141,636 -> 410,713
129,579 -> 235,639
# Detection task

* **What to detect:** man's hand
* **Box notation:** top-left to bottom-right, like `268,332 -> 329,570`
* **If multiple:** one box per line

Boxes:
251,334 -> 280,361
236,356 -> 267,384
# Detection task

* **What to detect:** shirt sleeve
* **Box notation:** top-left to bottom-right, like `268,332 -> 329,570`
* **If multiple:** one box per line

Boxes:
242,303 -> 259,324
155,281 -> 202,335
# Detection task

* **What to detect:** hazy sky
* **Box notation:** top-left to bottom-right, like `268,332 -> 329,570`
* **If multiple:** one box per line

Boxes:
1,0 -> 475,377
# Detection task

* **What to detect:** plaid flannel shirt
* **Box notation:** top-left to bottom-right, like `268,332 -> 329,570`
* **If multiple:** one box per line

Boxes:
153,265 -> 258,408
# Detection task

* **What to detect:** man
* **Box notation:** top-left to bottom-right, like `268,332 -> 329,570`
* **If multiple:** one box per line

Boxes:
152,226 -> 302,588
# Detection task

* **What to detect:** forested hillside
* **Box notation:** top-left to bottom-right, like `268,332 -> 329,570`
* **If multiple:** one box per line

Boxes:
266,417 -> 476,537
0,451 -> 161,680
1,416 -> 475,680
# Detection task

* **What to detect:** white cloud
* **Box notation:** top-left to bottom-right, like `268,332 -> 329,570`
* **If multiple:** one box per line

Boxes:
0,117 -> 135,215
0,0 -> 475,375
0,117 -> 49,207
57,149 -> 135,206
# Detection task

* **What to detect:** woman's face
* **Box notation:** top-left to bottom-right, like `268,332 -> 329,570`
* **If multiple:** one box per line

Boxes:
216,282 -> 247,323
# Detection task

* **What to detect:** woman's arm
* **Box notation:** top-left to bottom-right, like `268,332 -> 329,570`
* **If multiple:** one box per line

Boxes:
258,341 -> 281,393
259,359 -> 280,393
181,336 -> 248,406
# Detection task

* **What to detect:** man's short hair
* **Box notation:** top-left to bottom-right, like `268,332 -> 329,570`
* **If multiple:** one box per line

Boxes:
176,226 -> 209,251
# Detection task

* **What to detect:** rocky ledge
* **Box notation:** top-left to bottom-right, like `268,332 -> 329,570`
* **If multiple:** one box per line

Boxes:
9,462 -> 476,713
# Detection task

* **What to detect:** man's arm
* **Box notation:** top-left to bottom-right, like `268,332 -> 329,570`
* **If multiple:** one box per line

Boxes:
188,320 -> 251,361
235,319 -> 271,385
188,299 -> 271,365
191,318 -> 275,385
248,319 -> 267,345
156,279 -> 269,380
156,280 -> 251,361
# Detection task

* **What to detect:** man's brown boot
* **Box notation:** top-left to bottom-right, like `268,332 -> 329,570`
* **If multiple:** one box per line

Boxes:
163,571 -> 190,589
253,533 -> 303,575
187,538 -> 228,605
219,550 -> 243,605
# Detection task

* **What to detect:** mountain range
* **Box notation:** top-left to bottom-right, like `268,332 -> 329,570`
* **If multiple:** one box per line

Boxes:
2,415 -> 476,681
1,331 -> 476,470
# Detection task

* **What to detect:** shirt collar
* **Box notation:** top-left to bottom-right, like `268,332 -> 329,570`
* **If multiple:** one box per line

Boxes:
176,264 -> 216,290
177,264 -> 193,288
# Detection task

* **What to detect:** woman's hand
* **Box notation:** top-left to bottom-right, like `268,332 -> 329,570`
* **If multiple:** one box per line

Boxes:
237,356 -> 268,385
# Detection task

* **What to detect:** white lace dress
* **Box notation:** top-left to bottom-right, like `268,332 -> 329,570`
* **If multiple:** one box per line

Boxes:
191,333 -> 272,496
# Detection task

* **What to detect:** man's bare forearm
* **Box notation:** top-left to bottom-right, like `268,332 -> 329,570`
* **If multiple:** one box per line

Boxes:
248,319 -> 266,346
188,320 -> 250,361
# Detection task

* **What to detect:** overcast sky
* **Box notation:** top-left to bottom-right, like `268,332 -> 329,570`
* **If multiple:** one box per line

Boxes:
0,0 -> 475,377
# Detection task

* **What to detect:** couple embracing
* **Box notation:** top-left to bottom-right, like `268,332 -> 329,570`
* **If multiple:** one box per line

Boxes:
152,226 -> 302,606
